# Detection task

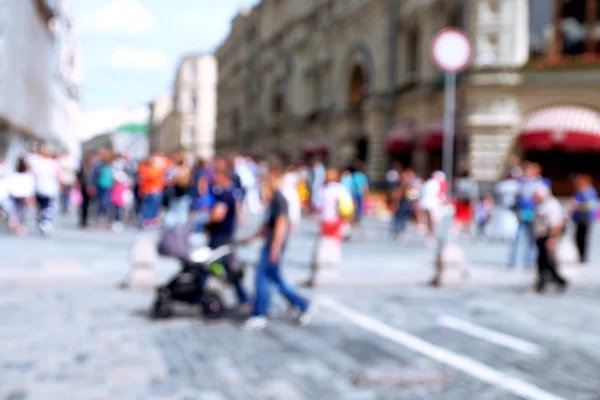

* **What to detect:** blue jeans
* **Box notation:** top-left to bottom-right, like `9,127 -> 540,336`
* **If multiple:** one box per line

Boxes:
252,245 -> 309,317
509,221 -> 536,267
354,196 -> 363,223
392,200 -> 412,234
60,185 -> 71,213
141,192 -> 163,222
36,195 -> 53,222
96,187 -> 111,216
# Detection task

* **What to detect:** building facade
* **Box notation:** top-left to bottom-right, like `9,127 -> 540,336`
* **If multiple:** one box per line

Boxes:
170,54 -> 217,159
148,94 -> 174,153
216,0 -> 600,192
0,0 -> 81,165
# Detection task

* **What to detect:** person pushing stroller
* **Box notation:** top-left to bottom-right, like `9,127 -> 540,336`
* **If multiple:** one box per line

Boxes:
154,164 -> 249,319
200,164 -> 250,310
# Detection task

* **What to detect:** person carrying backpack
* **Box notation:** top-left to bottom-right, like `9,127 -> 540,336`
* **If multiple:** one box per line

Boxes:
91,149 -> 115,226
302,168 -> 354,287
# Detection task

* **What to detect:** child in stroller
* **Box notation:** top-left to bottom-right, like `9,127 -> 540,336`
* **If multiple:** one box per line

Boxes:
152,218 -> 247,319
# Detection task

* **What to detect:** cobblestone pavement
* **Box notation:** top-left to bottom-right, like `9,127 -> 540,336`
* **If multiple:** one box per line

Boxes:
1,215 -> 600,399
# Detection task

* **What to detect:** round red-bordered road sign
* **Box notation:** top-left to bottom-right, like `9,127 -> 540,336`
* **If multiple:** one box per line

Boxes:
431,28 -> 472,73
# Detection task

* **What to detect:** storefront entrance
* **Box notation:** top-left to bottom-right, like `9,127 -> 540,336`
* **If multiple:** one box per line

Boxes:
526,151 -> 600,196
519,105 -> 600,196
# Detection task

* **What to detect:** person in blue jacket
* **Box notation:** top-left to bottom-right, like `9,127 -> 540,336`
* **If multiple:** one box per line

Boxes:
509,162 -> 551,268
571,173 -> 598,264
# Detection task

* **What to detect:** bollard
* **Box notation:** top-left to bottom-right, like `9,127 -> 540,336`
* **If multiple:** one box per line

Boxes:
121,234 -> 157,289
314,236 -> 342,284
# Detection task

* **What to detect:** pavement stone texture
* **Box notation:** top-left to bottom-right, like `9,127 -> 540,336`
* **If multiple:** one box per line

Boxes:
1,214 -> 600,399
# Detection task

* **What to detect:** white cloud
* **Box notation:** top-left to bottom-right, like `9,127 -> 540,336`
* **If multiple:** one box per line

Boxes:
80,106 -> 149,140
82,0 -> 153,35
109,47 -> 167,70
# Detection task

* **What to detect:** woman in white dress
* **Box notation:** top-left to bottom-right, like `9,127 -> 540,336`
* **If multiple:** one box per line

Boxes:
486,172 -> 520,241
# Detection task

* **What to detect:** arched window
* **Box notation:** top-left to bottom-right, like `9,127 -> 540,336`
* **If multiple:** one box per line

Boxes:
348,65 -> 366,109
272,93 -> 284,131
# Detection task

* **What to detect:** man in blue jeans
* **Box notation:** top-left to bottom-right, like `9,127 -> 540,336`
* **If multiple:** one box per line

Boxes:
201,165 -> 249,309
241,162 -> 311,330
509,162 -> 551,268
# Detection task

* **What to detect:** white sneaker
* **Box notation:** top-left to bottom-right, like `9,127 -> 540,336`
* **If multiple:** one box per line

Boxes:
242,316 -> 268,330
39,221 -> 52,235
297,308 -> 313,326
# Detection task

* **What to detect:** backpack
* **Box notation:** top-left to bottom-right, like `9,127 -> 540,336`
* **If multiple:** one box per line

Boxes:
338,191 -> 355,220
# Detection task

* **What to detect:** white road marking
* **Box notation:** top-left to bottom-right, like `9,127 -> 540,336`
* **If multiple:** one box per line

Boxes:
318,297 -> 565,400
438,316 -> 542,356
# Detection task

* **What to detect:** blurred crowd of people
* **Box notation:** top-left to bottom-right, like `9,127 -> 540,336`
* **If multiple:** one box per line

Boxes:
0,146 -> 596,293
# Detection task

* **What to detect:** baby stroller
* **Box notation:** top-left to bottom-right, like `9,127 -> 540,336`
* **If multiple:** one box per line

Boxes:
152,220 -> 244,320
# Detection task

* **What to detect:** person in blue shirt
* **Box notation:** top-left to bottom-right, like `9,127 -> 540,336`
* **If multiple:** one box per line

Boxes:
199,165 -> 249,309
350,161 -> 370,225
571,173 -> 598,263
509,162 -> 551,268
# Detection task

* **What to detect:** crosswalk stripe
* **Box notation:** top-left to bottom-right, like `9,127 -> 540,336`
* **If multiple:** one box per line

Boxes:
319,296 -> 565,400
438,316 -> 542,356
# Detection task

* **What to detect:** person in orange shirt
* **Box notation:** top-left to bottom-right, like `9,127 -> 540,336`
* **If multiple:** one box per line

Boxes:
138,155 -> 167,229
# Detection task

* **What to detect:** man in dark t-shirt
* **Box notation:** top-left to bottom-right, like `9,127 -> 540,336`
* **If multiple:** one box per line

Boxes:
201,166 -> 248,307
241,162 -> 311,330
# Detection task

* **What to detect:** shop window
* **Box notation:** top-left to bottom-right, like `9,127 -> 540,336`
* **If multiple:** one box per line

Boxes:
526,150 -> 600,196
530,0 -> 600,59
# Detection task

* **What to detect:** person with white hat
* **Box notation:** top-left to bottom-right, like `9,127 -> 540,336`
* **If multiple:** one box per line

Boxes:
532,183 -> 568,293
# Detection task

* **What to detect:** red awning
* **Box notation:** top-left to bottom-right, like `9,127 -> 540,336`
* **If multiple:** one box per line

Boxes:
420,121 -> 444,150
519,106 -> 600,152
385,122 -> 415,153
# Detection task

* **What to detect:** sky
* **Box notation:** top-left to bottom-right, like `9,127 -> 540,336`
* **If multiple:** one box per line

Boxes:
74,0 -> 259,139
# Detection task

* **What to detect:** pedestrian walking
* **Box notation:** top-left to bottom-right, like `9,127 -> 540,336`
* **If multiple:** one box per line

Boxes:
164,153 -> 192,228
485,171 -> 520,241
7,157 -> 34,235
30,147 -> 60,234
419,171 -> 444,241
509,162 -> 550,268
138,155 -> 167,229
390,168 -> 419,239
76,153 -> 96,229
200,164 -> 249,310
453,170 -> 479,238
302,168 -> 354,287
532,184 -> 568,294
241,162 -> 312,330
57,151 -> 77,215
570,173 -> 598,264
0,156 -> 10,222
349,161 -> 369,226
91,149 -> 115,227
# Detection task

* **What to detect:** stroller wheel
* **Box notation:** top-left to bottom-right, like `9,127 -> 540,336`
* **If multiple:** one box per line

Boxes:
152,290 -> 173,319
201,291 -> 224,320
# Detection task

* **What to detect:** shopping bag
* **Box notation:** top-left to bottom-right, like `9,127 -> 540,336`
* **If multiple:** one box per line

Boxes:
69,187 -> 83,206
556,237 -> 578,265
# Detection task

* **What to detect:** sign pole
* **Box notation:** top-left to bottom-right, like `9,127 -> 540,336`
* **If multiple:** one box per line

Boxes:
442,72 -> 456,197
430,28 -> 471,287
